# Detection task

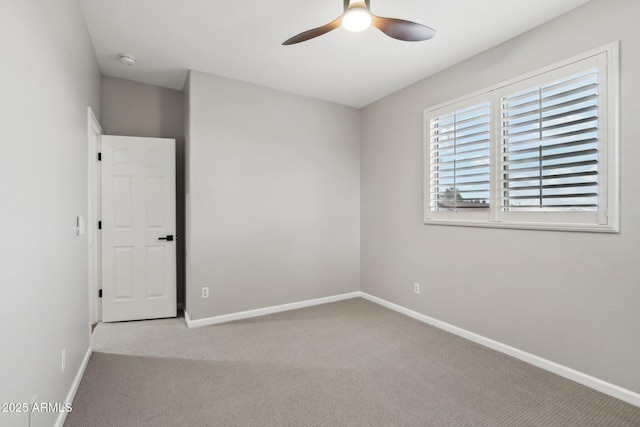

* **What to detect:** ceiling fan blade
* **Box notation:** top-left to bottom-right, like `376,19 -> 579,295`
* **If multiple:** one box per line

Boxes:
371,15 -> 436,41
282,17 -> 342,45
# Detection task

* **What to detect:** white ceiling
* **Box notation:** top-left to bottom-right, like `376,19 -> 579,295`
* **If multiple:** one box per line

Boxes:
78,0 -> 591,108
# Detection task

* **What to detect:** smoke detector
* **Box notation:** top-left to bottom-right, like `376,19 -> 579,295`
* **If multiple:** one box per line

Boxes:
119,54 -> 136,66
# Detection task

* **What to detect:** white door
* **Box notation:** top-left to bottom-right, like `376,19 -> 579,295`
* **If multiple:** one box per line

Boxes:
101,135 -> 177,322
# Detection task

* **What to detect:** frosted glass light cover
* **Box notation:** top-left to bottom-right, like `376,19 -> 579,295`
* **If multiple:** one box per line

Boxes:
342,8 -> 371,32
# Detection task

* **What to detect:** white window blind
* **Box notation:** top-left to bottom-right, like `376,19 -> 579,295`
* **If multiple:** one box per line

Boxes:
500,69 -> 600,212
429,102 -> 491,212
424,43 -> 619,232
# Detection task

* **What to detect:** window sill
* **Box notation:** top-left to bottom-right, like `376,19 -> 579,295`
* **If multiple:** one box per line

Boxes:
423,218 -> 619,234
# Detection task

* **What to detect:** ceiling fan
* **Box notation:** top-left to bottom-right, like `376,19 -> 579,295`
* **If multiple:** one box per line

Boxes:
282,0 -> 436,45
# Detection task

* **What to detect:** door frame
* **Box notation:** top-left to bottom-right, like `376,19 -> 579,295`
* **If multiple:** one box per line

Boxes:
87,107 -> 102,325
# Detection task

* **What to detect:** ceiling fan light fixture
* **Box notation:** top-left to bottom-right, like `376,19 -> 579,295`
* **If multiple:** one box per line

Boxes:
282,0 -> 436,45
342,7 -> 371,32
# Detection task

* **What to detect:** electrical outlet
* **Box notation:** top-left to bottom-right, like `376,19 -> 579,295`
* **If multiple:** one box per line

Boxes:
61,349 -> 66,373
201,287 -> 209,299
413,283 -> 421,295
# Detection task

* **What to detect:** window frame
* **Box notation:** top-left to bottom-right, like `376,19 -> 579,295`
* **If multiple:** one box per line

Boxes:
423,42 -> 620,233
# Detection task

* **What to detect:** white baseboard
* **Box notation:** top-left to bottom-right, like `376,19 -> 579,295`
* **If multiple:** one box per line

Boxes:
184,292 -> 361,329
359,292 -> 640,408
54,347 -> 92,427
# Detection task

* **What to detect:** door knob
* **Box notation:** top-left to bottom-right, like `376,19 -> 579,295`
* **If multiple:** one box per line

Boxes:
158,235 -> 174,241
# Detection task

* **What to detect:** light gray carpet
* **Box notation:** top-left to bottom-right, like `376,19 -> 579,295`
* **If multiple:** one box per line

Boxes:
66,298 -> 640,426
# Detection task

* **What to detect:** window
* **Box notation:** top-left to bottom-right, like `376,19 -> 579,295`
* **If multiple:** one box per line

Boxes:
428,96 -> 492,223
424,43 -> 619,232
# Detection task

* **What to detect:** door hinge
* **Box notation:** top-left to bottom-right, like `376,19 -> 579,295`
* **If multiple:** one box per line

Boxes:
98,221 -> 102,230
98,289 -> 102,298
98,152 -> 102,161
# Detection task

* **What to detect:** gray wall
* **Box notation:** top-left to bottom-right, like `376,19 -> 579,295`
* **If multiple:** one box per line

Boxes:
185,70 -> 360,320
0,1 -> 101,426
361,0 -> 640,393
101,76 -> 186,305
